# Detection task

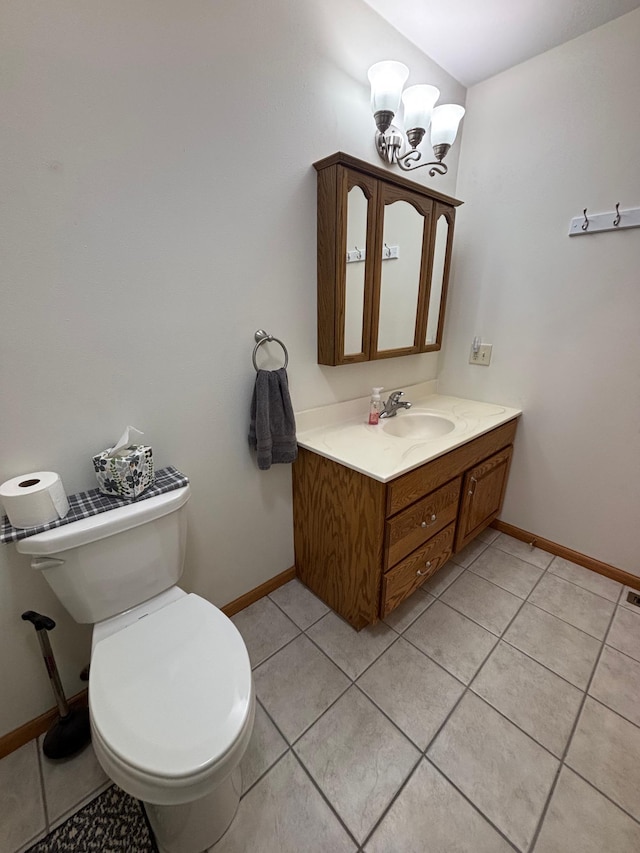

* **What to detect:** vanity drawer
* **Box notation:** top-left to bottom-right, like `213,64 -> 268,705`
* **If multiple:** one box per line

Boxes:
384,477 -> 461,570
380,524 -> 455,618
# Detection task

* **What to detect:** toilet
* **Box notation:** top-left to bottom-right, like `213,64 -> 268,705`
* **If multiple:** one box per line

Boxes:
16,485 -> 254,853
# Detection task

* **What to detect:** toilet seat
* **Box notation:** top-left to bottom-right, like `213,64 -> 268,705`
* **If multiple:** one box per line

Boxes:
89,593 -> 254,804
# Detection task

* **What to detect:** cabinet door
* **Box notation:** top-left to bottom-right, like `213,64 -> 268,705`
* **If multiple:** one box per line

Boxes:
455,446 -> 514,551
419,203 -> 455,352
317,166 -> 377,365
371,184 -> 434,359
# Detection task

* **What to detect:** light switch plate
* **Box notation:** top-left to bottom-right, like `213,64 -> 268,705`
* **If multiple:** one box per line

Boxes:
469,344 -> 492,366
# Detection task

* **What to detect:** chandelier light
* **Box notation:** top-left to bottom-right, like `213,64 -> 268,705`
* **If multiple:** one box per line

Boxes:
367,60 -> 465,176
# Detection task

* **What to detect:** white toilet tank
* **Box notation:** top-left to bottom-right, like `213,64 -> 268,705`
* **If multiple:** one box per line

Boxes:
16,486 -> 191,624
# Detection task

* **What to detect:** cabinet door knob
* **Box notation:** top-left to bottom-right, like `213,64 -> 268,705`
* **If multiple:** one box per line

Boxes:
468,476 -> 478,497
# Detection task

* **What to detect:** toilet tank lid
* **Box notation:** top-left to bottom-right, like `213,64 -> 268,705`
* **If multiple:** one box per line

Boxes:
15,485 -> 190,556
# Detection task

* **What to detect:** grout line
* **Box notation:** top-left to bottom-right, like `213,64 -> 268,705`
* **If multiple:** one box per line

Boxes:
499,634 -> 593,692
582,692 -> 640,736
438,595 -> 519,638
466,563 -> 545,599
423,593 -> 505,638
511,595 -> 608,639
47,780 -> 113,834
562,765 -> 640,828
424,757 -> 521,852
381,590 -> 436,636
597,641 -> 640,668
357,753 -> 426,850
545,566 -> 623,604
235,697 -> 289,800
465,688 -> 569,762
525,601 -> 612,643
525,588 -> 622,853
266,586 -> 330,633
490,542 -> 555,572
248,629 -> 302,672
350,680 -> 432,754
399,601 -> 497,685
303,619 -> 401,684
420,602 -> 518,757
239,746 -> 291,801
289,748 -> 366,849
280,677 -> 352,750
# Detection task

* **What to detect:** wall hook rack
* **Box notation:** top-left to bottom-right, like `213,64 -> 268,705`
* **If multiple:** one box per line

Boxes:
569,203 -> 640,236
346,244 -> 400,263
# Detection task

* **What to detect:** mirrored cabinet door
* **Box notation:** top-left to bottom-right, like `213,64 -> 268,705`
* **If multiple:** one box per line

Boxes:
372,185 -> 433,358
343,180 -> 373,358
316,163 -> 377,365
422,203 -> 455,352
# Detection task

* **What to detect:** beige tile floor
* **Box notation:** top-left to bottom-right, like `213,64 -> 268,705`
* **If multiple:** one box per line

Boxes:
2,532 -> 640,853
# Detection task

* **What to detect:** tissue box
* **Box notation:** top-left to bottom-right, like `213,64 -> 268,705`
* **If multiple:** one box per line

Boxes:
92,445 -> 155,499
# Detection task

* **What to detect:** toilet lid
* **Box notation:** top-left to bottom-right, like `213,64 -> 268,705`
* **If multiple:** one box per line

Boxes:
89,593 -> 252,779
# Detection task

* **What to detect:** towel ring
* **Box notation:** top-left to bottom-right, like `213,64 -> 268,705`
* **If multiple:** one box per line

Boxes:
252,329 -> 289,372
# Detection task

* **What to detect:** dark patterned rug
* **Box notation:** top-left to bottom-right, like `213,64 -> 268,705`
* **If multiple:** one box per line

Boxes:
27,785 -> 158,853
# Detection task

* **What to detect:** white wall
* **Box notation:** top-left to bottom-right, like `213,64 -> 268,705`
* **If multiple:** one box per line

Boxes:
439,10 -> 640,575
0,1 -> 465,735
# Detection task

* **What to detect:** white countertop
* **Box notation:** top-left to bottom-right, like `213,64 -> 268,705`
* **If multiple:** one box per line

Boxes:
295,381 -> 522,483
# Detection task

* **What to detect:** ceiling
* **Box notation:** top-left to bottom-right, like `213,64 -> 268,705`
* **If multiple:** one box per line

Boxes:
362,0 -> 640,86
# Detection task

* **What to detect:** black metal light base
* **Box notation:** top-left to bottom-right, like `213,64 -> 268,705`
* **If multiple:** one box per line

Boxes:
42,706 -> 91,760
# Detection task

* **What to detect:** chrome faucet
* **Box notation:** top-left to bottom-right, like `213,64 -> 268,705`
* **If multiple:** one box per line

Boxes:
379,390 -> 412,419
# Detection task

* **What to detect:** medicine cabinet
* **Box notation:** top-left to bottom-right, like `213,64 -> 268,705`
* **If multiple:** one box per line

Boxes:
314,152 -> 462,366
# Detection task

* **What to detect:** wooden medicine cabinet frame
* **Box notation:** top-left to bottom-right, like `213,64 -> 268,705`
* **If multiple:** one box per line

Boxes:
314,152 -> 463,366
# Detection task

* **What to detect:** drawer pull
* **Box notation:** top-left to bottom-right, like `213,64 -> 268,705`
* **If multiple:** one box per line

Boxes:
416,561 -> 432,576
420,514 -> 437,528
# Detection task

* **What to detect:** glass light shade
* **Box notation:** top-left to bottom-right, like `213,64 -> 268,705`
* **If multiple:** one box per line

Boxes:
401,84 -> 440,132
368,61 -> 409,115
430,104 -> 466,147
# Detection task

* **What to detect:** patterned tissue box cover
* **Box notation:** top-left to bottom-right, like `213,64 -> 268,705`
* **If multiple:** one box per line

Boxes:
92,445 -> 155,498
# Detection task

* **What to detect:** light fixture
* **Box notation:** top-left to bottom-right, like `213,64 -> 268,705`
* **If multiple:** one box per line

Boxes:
367,60 -> 465,176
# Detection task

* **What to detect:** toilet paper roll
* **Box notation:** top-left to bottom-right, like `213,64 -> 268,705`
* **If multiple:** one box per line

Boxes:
0,472 -> 70,529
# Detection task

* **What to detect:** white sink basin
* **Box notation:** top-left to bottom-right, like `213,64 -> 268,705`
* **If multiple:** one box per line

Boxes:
381,412 -> 456,440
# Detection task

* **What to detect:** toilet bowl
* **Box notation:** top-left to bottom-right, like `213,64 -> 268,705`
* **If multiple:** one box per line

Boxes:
90,590 -> 254,852
16,484 -> 255,853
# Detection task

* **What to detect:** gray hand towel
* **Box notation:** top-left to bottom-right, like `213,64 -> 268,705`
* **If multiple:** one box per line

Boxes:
248,367 -> 298,471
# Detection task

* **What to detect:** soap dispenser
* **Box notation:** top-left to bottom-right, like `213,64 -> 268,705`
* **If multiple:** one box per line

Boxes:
368,387 -> 384,425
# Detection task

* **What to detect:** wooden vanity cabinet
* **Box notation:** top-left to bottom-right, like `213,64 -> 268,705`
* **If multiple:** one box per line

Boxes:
313,152 -> 462,366
293,420 -> 517,630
